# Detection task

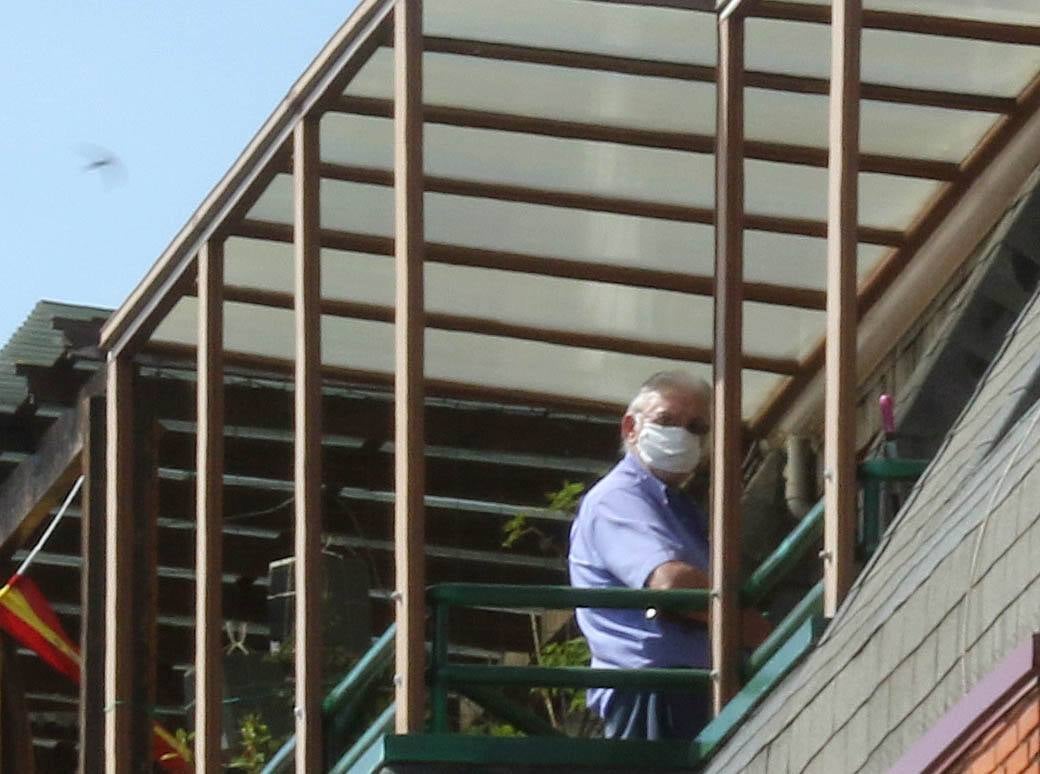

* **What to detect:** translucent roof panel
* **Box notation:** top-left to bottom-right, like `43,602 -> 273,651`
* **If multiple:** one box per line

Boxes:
790,0 -> 1040,26
425,0 -> 716,64
222,237 -> 825,363
747,18 -> 1040,96
345,49 -> 1002,163
151,297 -> 786,414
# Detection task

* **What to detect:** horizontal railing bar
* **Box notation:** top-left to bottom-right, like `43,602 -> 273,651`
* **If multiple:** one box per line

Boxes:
740,499 -> 823,607
428,583 -> 709,611
743,582 -> 823,678
439,664 -> 712,690
858,458 -> 930,480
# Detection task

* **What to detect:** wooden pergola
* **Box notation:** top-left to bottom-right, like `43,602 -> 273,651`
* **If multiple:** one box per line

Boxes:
79,0 -> 1040,771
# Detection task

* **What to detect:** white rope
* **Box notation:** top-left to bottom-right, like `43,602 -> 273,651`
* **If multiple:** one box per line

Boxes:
15,475 -> 84,578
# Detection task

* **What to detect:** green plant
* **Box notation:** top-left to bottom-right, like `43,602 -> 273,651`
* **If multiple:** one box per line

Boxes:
228,713 -> 282,773
501,480 -> 586,555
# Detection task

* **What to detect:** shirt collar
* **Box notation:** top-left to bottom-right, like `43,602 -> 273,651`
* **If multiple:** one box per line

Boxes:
621,451 -> 671,508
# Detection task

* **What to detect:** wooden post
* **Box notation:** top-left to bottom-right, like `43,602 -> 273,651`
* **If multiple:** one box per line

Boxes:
393,0 -> 427,734
195,241 -> 225,771
104,356 -> 133,774
710,11 -> 745,715
293,115 -> 324,771
79,394 -> 106,774
130,379 -> 160,767
0,635 -> 34,773
824,0 -> 862,617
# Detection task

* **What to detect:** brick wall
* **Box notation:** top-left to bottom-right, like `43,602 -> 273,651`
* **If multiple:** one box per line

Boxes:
952,684 -> 1040,774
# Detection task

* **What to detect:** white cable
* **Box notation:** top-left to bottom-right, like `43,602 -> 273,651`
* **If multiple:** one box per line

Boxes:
15,475 -> 85,577
959,403 -> 1040,691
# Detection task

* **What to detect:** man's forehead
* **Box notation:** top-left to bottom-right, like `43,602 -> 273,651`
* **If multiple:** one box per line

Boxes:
647,387 -> 710,415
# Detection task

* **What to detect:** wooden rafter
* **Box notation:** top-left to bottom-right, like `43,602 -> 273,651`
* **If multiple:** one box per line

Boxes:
334,95 -> 959,180
417,36 -> 1015,114
232,217 -> 828,310
273,159 -> 904,246
200,285 -> 802,375
754,2 -> 1040,46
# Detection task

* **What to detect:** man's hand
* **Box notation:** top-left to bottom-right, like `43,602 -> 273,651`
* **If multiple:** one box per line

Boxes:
646,560 -> 709,624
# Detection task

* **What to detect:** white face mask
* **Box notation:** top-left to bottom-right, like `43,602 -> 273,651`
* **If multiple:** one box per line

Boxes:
636,421 -> 702,475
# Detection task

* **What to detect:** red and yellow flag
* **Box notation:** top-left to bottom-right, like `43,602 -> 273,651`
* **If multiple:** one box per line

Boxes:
0,573 -> 192,772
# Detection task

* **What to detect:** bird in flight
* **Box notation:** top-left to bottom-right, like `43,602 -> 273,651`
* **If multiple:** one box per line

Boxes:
78,143 -> 127,188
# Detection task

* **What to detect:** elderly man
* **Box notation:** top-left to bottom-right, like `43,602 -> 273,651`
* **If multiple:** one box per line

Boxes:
568,370 -> 724,740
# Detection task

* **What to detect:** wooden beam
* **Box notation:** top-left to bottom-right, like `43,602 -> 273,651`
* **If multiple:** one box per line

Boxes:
0,405 -> 84,559
234,217 -> 830,309
754,2 -> 1040,46
129,380 -> 159,768
394,0 -> 428,734
145,339 -> 629,417
293,115 -> 324,771
78,395 -> 105,774
710,10 -> 744,715
98,0 -> 396,357
104,356 -> 133,774
336,94 -> 959,180
0,636 -> 34,774
211,285 -> 802,375
307,159 -> 903,245
194,241 -> 224,772
823,0 -> 861,617
416,37 -> 1014,115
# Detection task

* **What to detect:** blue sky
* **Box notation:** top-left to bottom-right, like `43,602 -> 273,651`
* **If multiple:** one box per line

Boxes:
0,1 -> 360,342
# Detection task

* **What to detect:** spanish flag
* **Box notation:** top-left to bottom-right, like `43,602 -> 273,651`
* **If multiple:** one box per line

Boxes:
0,573 -> 191,772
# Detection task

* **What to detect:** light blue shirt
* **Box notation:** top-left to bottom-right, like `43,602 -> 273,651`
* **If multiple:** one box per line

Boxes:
568,453 -> 710,715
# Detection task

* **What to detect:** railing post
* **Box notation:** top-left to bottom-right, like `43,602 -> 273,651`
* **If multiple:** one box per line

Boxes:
712,8 -> 746,715
823,0 -> 862,617
393,0 -> 428,734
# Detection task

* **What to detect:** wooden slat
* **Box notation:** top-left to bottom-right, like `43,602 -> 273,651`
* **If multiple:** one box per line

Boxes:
293,116 -> 324,771
755,1 -> 1040,46
823,0 -> 861,617
417,36 -> 1015,114
78,395 -> 105,774
394,0 -> 428,734
104,357 -> 133,774
233,217 -> 829,310
336,95 -> 959,180
211,285 -> 802,376
307,159 -> 903,245
710,11 -> 744,715
194,241 -> 224,772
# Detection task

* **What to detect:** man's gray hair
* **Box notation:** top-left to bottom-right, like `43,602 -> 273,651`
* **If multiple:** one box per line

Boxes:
626,370 -> 711,418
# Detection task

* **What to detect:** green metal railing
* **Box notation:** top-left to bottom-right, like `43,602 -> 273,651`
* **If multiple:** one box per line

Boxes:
261,623 -> 396,774
265,456 -> 929,771
427,584 -> 711,733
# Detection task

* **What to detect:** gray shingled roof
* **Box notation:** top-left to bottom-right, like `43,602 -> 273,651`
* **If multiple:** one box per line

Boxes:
0,301 -> 110,414
705,169 -> 1040,773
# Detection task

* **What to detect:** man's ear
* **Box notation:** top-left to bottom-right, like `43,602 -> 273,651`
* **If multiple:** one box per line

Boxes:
621,413 -> 637,446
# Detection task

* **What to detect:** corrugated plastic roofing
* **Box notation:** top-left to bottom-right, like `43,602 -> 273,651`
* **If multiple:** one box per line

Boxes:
91,0 -> 1040,427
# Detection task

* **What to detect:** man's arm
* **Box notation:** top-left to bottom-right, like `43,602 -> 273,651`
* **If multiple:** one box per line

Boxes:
646,560 -> 773,647
646,560 -> 709,624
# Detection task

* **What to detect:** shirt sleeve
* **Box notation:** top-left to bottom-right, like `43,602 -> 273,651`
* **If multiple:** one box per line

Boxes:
588,487 -> 689,589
